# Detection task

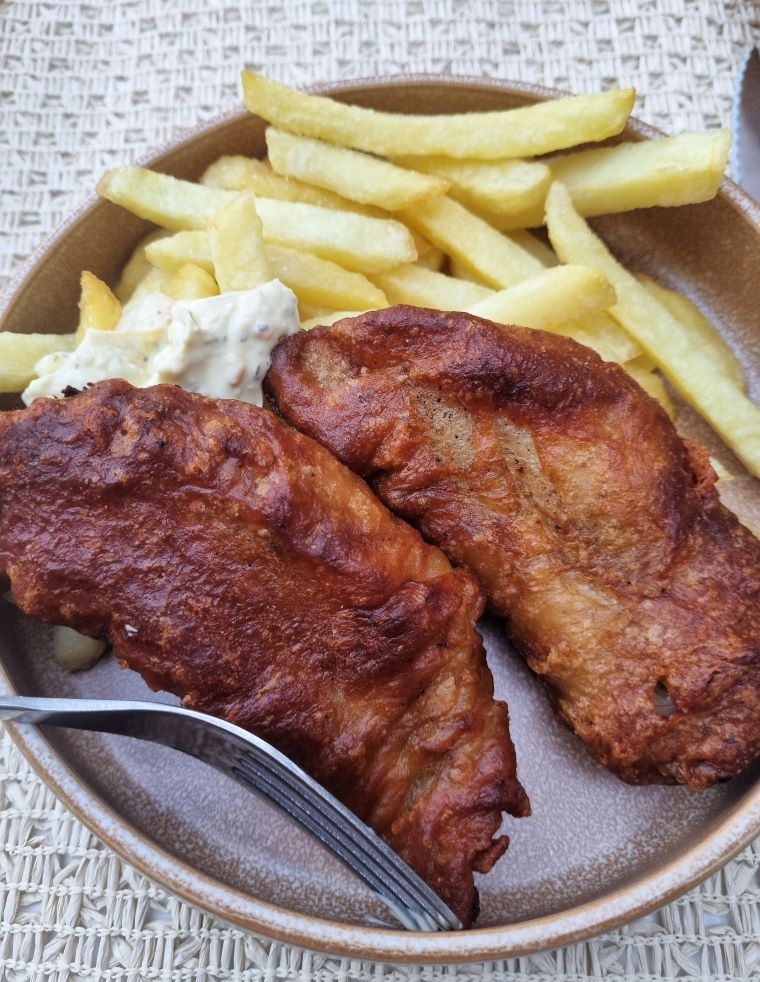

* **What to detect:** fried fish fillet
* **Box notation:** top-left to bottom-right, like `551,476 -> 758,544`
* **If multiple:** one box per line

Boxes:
0,379 -> 529,926
266,306 -> 760,791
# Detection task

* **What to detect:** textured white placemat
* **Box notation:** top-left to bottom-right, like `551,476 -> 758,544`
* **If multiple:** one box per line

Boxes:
1,1 -> 760,979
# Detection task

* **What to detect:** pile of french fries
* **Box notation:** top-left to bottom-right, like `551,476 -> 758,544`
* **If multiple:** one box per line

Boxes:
3,72 -> 758,480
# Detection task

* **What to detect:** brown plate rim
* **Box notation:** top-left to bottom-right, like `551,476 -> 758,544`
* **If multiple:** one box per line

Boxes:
2,73 -> 760,964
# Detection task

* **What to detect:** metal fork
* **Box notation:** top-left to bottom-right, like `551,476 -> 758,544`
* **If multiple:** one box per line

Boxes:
0,695 -> 461,932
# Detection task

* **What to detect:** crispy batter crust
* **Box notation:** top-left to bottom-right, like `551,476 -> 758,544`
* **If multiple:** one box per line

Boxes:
0,379 -> 529,926
266,305 -> 760,791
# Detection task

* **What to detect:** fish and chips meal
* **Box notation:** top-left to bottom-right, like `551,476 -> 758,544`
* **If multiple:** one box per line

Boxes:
1,71 -> 758,925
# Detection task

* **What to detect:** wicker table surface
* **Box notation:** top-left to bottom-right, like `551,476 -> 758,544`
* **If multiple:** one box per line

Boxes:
1,2 -> 759,979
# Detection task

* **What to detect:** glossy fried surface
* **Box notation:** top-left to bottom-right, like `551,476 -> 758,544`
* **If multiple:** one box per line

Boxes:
266,306 -> 760,791
0,379 -> 529,926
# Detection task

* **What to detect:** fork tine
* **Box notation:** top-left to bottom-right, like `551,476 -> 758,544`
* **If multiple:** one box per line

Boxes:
233,749 -> 456,930
228,761 -> 437,931
231,752 -> 445,929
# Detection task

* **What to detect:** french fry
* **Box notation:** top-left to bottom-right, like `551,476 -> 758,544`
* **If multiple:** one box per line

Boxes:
267,245 -> 388,310
243,73 -> 635,160
53,625 -> 106,672
469,265 -> 616,330
509,230 -> 558,267
210,192 -> 270,292
114,230 -> 168,303
415,243 -> 447,271
298,302 -> 335,321
125,266 -> 171,309
546,180 -> 760,476
557,311 -> 642,364
146,230 -> 212,272
403,196 -> 544,288
372,265 -> 492,310
449,259 -> 491,286
393,155 -> 551,230
301,310 -> 366,331
711,457 -> 734,482
408,230 -> 436,261
202,155 -> 270,191
0,332 -> 77,392
76,272 -> 122,341
544,130 -> 733,223
148,232 -> 388,310
239,199 -> 418,273
99,168 -> 417,273
623,360 -> 675,418
98,167 -> 234,230
621,353 -> 656,372
201,155 -> 336,204
267,128 -> 449,210
638,274 -> 745,389
162,263 -> 219,301
201,155 -> 385,218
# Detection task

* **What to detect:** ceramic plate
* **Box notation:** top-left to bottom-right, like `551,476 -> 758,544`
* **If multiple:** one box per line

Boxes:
1,77 -> 760,964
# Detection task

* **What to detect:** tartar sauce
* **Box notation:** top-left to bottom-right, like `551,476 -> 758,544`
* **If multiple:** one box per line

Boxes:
23,279 -> 300,407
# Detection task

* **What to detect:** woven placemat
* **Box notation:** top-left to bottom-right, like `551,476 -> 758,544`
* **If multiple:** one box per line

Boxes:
1,1 -> 760,978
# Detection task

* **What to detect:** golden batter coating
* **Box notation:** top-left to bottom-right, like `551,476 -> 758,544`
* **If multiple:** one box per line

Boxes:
0,379 -> 529,926
266,305 -> 760,791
